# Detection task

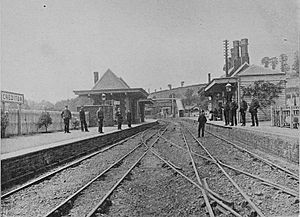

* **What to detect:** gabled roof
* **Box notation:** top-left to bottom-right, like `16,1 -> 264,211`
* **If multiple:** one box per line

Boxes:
235,64 -> 285,77
230,62 -> 250,77
92,69 -> 130,90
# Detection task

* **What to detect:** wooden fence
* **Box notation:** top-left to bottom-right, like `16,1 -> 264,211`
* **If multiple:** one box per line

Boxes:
1,109 -> 88,136
271,106 -> 299,129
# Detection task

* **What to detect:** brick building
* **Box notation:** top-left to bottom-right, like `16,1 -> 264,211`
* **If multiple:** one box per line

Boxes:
204,39 -> 287,122
74,69 -> 150,126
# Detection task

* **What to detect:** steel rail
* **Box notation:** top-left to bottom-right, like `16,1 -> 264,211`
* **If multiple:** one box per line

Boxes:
184,126 -> 266,217
180,128 -> 215,217
145,145 -> 242,217
205,128 -> 299,180
160,132 -> 298,197
1,130 -> 150,199
43,127 -> 162,217
86,125 -> 169,217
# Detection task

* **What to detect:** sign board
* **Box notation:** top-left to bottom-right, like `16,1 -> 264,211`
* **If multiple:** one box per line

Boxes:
1,91 -> 24,104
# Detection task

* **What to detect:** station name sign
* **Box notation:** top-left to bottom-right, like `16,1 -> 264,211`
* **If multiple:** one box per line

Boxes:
1,91 -> 24,104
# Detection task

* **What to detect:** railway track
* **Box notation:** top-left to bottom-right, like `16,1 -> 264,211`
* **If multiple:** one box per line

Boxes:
154,119 -> 299,216
2,120 -> 298,216
1,124 -> 166,217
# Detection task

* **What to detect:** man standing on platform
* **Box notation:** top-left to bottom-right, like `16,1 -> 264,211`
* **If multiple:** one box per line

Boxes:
224,101 -> 230,126
127,109 -> 132,128
79,106 -> 89,132
61,105 -> 72,133
249,96 -> 260,127
239,98 -> 248,126
97,107 -> 104,133
116,108 -> 123,130
198,110 -> 207,137
230,100 -> 238,126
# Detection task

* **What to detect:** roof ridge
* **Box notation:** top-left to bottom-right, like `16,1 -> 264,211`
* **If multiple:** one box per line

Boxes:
92,69 -> 130,90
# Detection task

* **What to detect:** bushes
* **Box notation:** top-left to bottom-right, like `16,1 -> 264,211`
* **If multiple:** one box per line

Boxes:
37,111 -> 53,132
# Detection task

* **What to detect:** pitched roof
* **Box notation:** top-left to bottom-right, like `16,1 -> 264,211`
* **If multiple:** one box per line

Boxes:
92,69 -> 130,90
236,64 -> 285,76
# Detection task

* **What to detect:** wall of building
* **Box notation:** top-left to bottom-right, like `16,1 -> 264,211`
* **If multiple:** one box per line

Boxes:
80,105 -> 114,127
239,74 -> 286,121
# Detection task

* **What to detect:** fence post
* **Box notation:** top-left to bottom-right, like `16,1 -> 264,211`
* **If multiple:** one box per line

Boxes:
279,107 -> 282,127
290,106 -> 293,129
270,106 -> 273,126
17,104 -> 21,135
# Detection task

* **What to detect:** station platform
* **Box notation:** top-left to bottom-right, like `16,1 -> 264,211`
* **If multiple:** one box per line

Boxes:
1,120 -> 158,187
184,117 -> 299,164
1,119 -> 157,159
187,117 -> 299,139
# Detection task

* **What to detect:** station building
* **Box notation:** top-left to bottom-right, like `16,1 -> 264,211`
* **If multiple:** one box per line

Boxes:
74,69 -> 150,127
204,39 -> 287,122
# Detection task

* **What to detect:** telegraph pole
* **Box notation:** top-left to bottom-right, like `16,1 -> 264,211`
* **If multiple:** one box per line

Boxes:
223,40 -> 229,77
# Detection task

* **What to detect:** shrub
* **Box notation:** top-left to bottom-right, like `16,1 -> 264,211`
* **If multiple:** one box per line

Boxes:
72,118 -> 80,130
37,111 -> 52,132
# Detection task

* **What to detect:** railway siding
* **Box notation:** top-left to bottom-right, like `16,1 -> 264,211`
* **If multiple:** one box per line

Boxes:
1,121 -> 158,187
184,118 -> 299,163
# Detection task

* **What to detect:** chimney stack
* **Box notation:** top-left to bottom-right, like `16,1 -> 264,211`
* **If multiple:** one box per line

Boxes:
240,38 -> 250,64
233,40 -> 241,70
94,72 -> 99,84
208,73 -> 211,83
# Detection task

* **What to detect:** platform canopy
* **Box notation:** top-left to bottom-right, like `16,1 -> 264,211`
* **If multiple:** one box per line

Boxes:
204,77 -> 237,96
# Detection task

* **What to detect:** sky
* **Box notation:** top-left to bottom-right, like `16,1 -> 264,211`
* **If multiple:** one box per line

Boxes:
1,0 -> 299,103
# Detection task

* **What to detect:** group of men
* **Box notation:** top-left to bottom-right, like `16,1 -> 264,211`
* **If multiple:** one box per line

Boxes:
220,96 -> 260,127
197,96 -> 260,138
61,106 -> 132,134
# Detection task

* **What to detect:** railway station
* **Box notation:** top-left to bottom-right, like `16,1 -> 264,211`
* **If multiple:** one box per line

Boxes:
1,1 -> 299,216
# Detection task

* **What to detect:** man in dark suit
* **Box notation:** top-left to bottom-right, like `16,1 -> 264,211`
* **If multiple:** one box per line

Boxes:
198,110 -> 207,137
239,98 -> 248,126
127,109 -> 132,128
97,107 -> 104,133
249,96 -> 260,126
79,106 -> 89,132
230,100 -> 238,126
224,101 -> 230,126
116,108 -> 123,130
61,105 -> 72,133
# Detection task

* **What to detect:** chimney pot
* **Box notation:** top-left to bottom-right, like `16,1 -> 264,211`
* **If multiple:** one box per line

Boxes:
94,72 -> 99,84
208,73 -> 211,83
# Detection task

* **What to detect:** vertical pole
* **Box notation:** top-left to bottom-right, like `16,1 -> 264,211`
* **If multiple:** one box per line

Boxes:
237,78 -> 241,124
270,106 -> 273,126
279,107 -> 282,127
18,103 -> 21,135
224,40 -> 229,77
290,106 -> 293,129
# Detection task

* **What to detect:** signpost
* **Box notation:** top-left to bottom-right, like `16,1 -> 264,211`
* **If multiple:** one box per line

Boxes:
1,91 -> 24,135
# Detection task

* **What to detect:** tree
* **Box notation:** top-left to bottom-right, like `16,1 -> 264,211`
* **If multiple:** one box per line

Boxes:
270,57 -> 278,70
37,111 -> 53,132
292,51 -> 299,75
261,57 -> 270,68
279,54 -> 290,73
183,89 -> 194,106
241,80 -> 285,107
